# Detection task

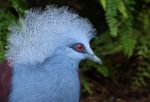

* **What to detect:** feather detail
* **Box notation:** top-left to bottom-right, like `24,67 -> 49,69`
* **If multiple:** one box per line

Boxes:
7,6 -> 96,65
0,60 -> 12,102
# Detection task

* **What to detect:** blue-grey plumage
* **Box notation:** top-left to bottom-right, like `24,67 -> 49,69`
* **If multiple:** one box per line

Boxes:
7,5 -> 101,102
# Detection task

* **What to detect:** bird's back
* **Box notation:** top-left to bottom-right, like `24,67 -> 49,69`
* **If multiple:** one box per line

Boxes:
0,60 -> 12,102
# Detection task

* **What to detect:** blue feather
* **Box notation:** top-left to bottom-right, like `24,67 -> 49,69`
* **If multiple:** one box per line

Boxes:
7,5 -> 98,102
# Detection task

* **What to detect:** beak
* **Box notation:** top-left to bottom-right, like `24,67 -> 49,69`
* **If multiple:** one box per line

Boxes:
86,53 -> 102,64
85,46 -> 102,64
84,44 -> 102,64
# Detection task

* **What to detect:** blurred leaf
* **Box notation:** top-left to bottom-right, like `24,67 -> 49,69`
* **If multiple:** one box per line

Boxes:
142,71 -> 150,78
120,34 -> 136,57
81,77 -> 92,94
97,65 -> 109,77
116,0 -> 128,18
99,0 -> 106,10
0,10 -> 15,61
105,0 -> 118,37
11,0 -> 28,15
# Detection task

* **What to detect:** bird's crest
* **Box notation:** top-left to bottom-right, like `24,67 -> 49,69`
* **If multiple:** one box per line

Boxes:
7,6 -> 96,64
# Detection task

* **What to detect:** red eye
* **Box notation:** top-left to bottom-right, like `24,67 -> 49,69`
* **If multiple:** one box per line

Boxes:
75,43 -> 84,52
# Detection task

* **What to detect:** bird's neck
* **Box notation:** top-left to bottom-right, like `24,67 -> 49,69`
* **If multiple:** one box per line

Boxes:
10,55 -> 80,102
44,53 -> 80,70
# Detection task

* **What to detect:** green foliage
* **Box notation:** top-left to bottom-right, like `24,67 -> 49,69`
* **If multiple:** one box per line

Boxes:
0,10 -> 15,61
0,0 -> 150,95
0,0 -> 28,62
104,0 -> 118,37
133,62 -> 150,88
11,0 -> 28,15
98,0 -> 150,90
81,76 -> 93,94
120,34 -> 136,57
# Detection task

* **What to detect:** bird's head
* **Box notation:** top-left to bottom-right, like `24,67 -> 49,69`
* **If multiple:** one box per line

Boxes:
7,6 -> 101,65
57,29 -> 101,64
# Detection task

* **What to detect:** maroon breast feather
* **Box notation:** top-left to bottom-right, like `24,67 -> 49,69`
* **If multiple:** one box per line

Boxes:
0,60 -> 12,102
